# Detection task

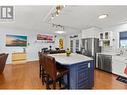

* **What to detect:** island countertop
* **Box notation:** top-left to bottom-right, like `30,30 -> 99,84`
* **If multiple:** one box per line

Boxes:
48,53 -> 93,65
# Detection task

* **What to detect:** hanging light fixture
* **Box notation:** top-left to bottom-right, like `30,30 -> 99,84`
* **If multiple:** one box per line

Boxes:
43,5 -> 66,23
56,5 -> 61,16
51,23 -> 65,34
51,14 -> 54,19
55,25 -> 65,34
51,5 -> 64,18
46,5 -> 66,34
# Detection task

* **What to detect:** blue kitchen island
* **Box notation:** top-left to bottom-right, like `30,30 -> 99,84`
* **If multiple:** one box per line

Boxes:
49,53 -> 94,89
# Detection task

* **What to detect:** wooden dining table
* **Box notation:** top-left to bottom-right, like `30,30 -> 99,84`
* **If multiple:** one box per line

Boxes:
48,53 -> 94,89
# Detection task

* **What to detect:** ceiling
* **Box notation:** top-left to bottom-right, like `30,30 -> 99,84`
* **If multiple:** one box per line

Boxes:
54,5 -> 127,29
0,5 -> 127,35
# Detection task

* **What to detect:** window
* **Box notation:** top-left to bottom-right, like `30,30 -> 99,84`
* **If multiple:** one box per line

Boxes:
120,31 -> 127,48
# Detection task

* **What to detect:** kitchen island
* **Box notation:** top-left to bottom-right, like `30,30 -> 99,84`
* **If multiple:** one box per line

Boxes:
49,53 -> 94,89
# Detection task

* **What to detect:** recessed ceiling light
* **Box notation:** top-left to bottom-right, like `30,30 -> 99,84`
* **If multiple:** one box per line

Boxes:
98,14 -> 108,19
55,31 -> 65,34
63,5 -> 66,7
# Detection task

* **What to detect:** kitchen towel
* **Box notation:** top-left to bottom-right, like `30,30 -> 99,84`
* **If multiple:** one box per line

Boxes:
124,66 -> 127,75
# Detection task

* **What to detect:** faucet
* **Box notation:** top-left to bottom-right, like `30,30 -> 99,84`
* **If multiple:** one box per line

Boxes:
120,50 -> 123,55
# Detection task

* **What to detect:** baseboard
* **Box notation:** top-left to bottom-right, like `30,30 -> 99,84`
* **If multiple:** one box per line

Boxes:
7,60 -> 39,65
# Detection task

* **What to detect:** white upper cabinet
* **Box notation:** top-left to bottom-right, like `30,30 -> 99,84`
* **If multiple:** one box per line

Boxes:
81,27 -> 100,38
99,31 -> 114,47
99,31 -> 113,40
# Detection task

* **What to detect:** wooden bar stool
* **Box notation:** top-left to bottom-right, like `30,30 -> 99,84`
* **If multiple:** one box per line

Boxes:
44,55 -> 70,89
38,52 -> 47,85
38,52 -> 42,78
0,53 -> 8,73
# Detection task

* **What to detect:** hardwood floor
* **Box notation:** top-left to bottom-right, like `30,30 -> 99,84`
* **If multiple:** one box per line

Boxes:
0,61 -> 43,89
0,61 -> 126,89
94,69 -> 127,89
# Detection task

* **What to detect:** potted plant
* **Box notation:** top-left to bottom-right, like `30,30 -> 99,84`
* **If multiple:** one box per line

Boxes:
66,48 -> 71,56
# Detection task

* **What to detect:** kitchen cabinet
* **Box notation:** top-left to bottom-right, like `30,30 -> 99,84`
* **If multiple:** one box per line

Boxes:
70,39 -> 80,53
76,39 -> 79,52
70,40 -> 73,52
69,33 -> 81,53
112,56 -> 127,77
12,52 -> 27,64
96,53 -> 127,78
99,31 -> 113,47
69,60 -> 94,89
99,31 -> 112,40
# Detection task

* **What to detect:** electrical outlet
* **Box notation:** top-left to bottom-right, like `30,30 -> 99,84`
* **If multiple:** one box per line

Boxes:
88,63 -> 91,68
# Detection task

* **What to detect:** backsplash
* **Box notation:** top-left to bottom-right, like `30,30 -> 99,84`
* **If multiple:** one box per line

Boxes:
101,46 -> 127,56
116,48 -> 127,56
101,46 -> 115,52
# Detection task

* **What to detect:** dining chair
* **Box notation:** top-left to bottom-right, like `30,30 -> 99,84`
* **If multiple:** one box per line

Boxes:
49,50 -> 58,54
0,53 -> 8,73
58,50 -> 65,53
0,53 -> 5,56
44,55 -> 70,89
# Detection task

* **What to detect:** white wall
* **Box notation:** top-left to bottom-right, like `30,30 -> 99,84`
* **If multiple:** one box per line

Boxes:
0,27 -> 66,64
82,27 -> 101,38
101,23 -> 127,52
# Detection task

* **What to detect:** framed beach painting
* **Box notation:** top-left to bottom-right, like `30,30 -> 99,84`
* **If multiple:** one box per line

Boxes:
6,35 -> 27,47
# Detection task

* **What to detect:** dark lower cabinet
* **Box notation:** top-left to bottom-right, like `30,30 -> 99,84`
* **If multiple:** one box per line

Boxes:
66,60 -> 94,89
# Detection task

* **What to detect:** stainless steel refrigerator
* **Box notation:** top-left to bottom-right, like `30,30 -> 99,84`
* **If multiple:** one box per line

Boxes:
81,38 -> 101,58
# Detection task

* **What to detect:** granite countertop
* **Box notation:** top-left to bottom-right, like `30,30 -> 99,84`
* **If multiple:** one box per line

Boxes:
97,52 -> 119,56
49,53 -> 94,65
97,52 -> 127,63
